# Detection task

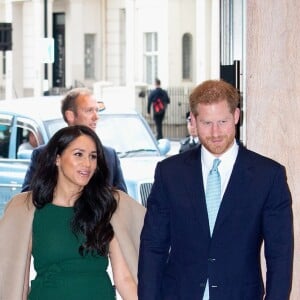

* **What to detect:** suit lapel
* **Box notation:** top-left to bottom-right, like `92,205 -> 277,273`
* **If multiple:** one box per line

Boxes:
183,147 -> 211,236
213,146 -> 254,235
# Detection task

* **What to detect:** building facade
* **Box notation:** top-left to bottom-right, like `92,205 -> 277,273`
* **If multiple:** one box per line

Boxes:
0,0 -> 244,99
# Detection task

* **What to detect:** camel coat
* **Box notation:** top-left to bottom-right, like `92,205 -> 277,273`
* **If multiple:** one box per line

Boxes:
0,191 -> 146,300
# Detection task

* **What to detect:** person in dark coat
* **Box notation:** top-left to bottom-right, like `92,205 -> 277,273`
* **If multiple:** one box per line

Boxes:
179,111 -> 199,153
147,78 -> 170,140
138,79 -> 293,300
22,87 -> 127,193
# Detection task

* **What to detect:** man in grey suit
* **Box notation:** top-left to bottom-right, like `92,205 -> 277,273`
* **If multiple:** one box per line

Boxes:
138,79 -> 293,299
22,87 -> 127,192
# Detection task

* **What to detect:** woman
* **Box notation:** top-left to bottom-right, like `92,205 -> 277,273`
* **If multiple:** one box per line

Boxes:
0,125 -> 145,300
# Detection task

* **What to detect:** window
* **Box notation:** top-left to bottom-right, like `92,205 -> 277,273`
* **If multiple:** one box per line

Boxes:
144,32 -> 158,84
85,34 -> 95,79
15,117 -> 42,158
182,33 -> 192,80
0,114 -> 12,158
53,13 -> 65,87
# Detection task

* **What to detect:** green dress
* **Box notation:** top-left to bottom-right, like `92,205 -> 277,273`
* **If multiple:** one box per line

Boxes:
28,203 -> 115,300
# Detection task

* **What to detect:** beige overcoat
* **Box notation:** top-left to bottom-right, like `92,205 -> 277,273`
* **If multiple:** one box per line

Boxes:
0,191 -> 146,300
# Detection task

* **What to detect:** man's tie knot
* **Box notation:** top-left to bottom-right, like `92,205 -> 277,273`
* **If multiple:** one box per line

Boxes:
210,158 -> 221,173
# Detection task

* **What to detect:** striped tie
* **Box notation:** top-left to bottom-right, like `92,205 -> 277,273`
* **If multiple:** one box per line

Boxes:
205,158 -> 221,235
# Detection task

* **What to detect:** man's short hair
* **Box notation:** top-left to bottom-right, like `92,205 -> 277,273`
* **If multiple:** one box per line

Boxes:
189,79 -> 240,116
155,78 -> 161,86
61,87 -> 92,122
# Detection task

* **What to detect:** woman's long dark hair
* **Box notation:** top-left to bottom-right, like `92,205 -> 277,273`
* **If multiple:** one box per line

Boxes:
31,125 -> 118,256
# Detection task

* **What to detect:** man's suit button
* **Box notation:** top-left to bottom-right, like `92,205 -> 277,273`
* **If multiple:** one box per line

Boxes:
208,258 -> 216,262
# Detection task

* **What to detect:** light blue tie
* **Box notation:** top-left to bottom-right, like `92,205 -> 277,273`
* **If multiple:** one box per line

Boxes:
205,158 -> 221,235
203,158 -> 221,300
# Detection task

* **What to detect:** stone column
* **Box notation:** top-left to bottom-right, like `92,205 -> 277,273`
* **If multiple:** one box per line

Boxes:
246,1 -> 300,298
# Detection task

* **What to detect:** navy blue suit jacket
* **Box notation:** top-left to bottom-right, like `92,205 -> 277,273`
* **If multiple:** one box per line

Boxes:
138,145 -> 293,300
22,144 -> 127,192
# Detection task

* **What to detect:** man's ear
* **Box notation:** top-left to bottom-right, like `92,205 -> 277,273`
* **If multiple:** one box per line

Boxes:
65,110 -> 75,125
234,108 -> 240,125
190,112 -> 196,126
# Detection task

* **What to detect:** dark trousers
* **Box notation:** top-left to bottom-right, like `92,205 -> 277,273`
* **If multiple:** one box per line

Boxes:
153,111 -> 165,139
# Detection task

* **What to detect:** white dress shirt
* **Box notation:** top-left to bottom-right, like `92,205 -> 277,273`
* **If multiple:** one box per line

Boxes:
201,141 -> 239,199
201,140 -> 239,300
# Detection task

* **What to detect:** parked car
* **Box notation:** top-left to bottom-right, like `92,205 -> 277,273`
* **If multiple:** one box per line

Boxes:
0,96 -> 170,216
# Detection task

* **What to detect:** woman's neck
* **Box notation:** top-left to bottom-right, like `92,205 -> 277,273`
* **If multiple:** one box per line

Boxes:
52,184 -> 82,207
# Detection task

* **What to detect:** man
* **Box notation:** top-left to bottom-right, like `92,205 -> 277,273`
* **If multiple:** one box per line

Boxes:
18,131 -> 38,153
179,111 -> 199,153
138,80 -> 293,299
147,78 -> 170,140
22,87 -> 127,192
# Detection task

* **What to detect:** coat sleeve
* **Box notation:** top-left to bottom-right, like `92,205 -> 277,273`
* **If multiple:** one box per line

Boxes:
138,162 -> 171,300
0,193 -> 34,300
147,91 -> 154,114
112,150 -> 127,193
163,90 -> 170,104
263,165 -> 293,300
110,191 -> 146,283
103,146 -> 127,193
22,146 -> 44,192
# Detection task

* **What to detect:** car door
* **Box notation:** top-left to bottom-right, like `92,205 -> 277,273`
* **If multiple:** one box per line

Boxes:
0,113 -> 44,215
0,113 -> 12,159
0,113 -> 21,214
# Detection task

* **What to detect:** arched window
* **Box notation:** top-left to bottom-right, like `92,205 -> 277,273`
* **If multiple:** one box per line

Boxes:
182,33 -> 192,80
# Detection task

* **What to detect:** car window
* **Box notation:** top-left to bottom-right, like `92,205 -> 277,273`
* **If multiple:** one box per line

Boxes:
44,119 -> 66,138
16,128 -> 39,158
0,114 -> 13,158
97,114 -> 159,157
15,117 -> 46,158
